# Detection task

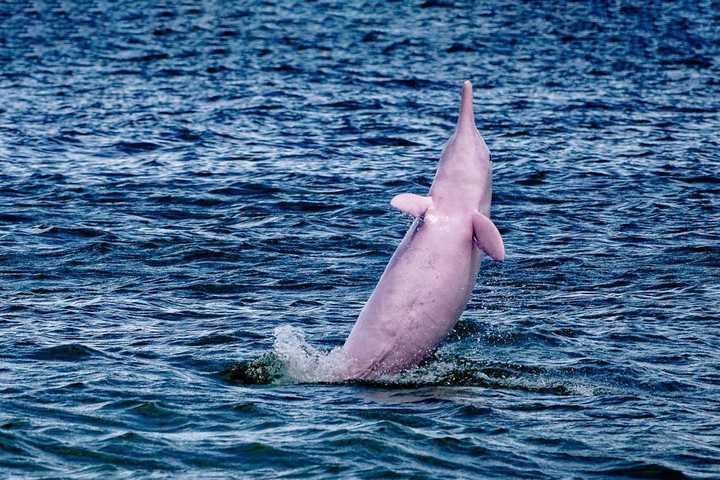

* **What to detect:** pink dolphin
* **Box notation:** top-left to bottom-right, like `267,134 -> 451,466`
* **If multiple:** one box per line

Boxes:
341,81 -> 505,379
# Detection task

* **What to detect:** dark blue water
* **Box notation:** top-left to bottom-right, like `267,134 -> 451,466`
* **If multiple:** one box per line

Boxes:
2,0 -> 719,478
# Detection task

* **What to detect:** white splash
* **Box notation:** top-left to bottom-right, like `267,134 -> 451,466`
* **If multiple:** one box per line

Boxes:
272,325 -> 349,383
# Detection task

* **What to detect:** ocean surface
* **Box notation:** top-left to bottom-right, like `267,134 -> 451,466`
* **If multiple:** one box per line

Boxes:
1,0 -> 719,478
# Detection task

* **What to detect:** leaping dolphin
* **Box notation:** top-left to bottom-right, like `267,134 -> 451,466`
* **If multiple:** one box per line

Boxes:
341,81 -> 505,379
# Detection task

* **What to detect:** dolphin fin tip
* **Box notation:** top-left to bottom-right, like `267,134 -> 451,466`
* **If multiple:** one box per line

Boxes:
472,212 -> 504,261
391,193 -> 433,217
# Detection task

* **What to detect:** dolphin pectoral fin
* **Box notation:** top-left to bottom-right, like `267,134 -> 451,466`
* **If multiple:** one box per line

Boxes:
472,212 -> 505,261
390,193 -> 433,217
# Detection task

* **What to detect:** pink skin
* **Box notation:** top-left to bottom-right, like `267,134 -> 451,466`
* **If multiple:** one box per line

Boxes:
341,81 -> 505,379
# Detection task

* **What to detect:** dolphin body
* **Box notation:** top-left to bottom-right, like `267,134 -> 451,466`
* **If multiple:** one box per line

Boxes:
341,81 -> 505,379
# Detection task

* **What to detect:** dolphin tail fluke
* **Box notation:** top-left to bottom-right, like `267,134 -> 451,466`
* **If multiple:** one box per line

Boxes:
457,80 -> 476,132
472,212 -> 504,261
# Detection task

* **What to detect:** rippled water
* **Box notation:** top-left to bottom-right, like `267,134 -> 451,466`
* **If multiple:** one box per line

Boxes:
2,1 -> 719,478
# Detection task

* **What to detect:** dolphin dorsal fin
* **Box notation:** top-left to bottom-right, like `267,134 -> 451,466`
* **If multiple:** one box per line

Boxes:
391,193 -> 433,217
472,212 -> 505,261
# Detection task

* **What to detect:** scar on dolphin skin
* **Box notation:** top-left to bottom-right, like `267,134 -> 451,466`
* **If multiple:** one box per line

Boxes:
340,81 -> 505,380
